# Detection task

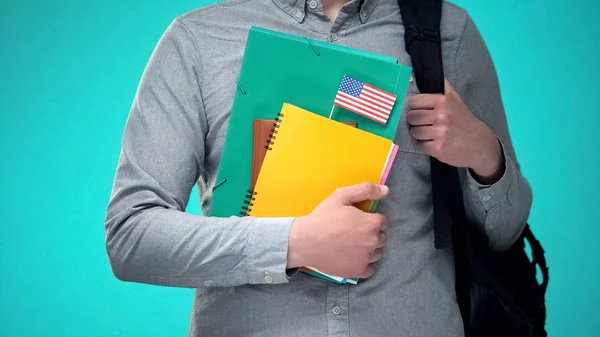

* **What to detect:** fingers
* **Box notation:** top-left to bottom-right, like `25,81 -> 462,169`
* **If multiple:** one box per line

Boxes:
444,78 -> 454,95
377,213 -> 389,231
370,248 -> 383,263
363,243 -> 385,278
333,182 -> 389,205
408,94 -> 441,110
406,109 -> 436,126
361,264 -> 376,278
363,213 -> 389,233
409,125 -> 437,141
377,231 -> 387,248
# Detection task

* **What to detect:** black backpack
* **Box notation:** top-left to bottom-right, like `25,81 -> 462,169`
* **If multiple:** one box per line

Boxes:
397,1 -> 549,336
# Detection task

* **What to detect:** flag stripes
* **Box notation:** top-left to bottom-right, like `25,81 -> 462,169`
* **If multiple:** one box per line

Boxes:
334,75 -> 397,125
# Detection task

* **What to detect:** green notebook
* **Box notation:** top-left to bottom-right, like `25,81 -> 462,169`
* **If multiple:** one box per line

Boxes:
209,27 -> 412,217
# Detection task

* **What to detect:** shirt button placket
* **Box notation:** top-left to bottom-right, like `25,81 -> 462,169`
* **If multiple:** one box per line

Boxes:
326,284 -> 349,336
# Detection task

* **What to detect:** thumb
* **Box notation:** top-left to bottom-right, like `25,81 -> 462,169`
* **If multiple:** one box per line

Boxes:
444,78 -> 454,95
332,182 -> 389,205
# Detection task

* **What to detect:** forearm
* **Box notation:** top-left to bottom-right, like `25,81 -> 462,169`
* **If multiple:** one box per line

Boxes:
461,140 -> 532,252
105,199 -> 295,287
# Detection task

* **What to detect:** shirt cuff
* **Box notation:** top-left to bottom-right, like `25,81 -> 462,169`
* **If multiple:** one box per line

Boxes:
465,138 -> 517,211
245,217 -> 295,285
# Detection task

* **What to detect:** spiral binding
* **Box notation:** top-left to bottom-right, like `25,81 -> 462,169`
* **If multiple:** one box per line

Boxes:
265,112 -> 285,151
239,112 -> 285,216
239,189 -> 257,216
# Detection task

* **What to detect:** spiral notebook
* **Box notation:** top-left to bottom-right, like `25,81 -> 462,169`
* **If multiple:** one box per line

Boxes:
246,103 -> 398,217
245,103 -> 398,284
251,119 -> 357,189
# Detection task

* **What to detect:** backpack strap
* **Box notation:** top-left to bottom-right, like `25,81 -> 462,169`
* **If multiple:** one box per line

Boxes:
399,0 -> 445,93
398,0 -> 455,249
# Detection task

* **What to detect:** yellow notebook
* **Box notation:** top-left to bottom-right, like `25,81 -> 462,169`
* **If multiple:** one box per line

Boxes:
246,103 -> 398,218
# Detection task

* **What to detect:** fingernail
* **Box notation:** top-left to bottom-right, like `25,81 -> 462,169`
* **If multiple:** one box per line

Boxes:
379,185 -> 389,193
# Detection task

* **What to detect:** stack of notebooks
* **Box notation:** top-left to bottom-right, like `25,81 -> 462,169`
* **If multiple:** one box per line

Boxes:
210,27 -> 412,284
248,103 -> 398,284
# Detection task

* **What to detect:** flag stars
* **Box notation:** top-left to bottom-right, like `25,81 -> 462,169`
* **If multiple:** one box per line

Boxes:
339,75 -> 364,97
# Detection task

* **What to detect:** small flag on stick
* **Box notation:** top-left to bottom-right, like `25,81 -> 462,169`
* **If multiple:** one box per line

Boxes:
334,75 -> 397,125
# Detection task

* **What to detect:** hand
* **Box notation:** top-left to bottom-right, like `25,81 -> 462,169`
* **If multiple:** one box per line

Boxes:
287,183 -> 390,279
407,79 -> 505,183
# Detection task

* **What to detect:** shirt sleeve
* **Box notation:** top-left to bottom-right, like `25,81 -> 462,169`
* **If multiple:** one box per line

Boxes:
453,14 -> 533,252
104,19 -> 295,288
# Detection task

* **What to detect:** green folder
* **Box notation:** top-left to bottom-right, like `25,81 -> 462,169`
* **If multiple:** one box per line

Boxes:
209,27 -> 412,217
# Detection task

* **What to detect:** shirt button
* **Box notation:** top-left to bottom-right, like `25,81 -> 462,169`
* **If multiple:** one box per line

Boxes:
264,275 -> 273,283
308,0 -> 317,9
332,305 -> 341,315
482,195 -> 491,201
203,280 -> 212,287
409,74 -> 414,83
331,33 -> 338,41
295,9 -> 303,18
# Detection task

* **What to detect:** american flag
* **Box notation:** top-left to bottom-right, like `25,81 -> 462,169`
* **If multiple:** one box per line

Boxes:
334,75 -> 397,125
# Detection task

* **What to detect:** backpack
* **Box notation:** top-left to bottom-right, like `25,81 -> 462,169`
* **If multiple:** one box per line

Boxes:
397,1 -> 549,336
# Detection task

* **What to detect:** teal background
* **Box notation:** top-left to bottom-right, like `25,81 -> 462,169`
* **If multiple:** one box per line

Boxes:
0,0 -> 598,336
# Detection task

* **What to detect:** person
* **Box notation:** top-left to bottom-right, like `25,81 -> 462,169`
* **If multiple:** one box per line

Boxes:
104,0 -> 532,335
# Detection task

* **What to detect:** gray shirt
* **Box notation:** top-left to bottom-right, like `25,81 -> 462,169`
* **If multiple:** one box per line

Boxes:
104,0 -> 532,336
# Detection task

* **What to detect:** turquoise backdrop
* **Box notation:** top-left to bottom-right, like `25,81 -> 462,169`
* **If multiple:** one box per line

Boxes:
1,0 -> 598,336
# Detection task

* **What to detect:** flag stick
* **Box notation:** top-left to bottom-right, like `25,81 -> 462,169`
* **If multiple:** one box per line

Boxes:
328,104 -> 335,119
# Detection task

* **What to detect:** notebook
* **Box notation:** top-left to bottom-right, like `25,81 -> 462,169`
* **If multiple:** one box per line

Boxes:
209,27 -> 412,218
245,103 -> 398,284
251,119 -> 357,189
246,103 -> 398,217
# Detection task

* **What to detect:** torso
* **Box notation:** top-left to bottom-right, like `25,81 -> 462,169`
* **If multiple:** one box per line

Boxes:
185,0 -> 469,335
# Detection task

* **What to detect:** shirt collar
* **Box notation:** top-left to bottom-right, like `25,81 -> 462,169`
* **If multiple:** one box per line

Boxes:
272,0 -> 379,24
